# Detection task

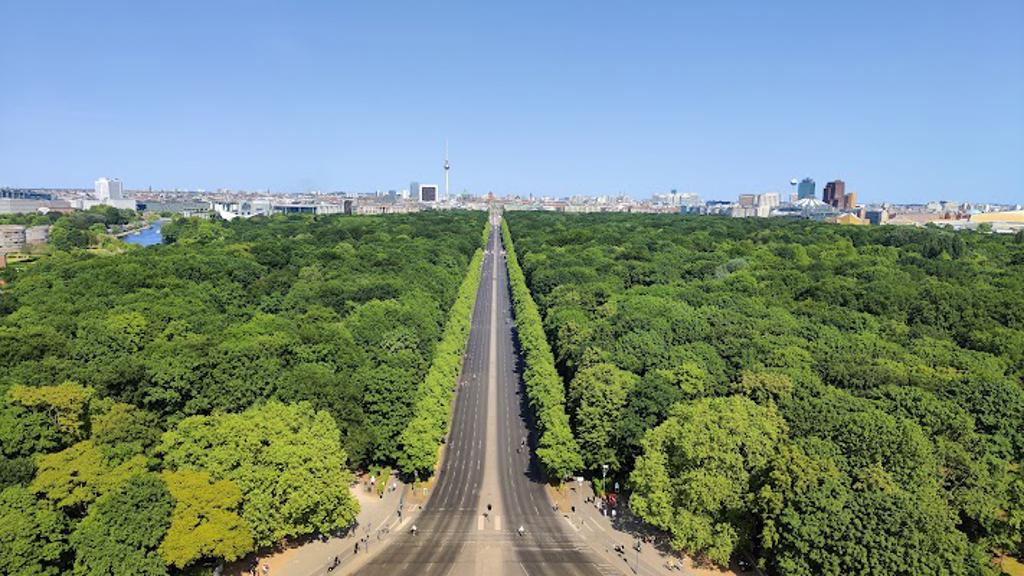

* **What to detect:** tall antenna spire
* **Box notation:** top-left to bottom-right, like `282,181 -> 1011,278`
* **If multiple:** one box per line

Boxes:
444,140 -> 450,203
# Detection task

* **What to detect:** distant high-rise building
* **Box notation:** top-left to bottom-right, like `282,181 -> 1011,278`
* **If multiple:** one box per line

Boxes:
823,179 -> 858,210
819,180 -> 843,207
797,178 -> 815,200
410,182 -> 421,202
95,177 -> 123,201
757,192 -> 780,208
823,180 -> 845,208
420,184 -> 438,203
845,191 -> 857,209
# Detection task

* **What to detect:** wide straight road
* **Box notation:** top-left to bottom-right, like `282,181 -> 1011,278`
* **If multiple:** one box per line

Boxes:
357,217 -> 612,576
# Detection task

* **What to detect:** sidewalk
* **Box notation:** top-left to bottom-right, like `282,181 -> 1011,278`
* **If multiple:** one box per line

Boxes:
230,473 -> 422,576
549,480 -> 753,576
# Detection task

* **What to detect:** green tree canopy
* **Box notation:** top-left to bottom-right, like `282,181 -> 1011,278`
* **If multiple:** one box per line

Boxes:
630,396 -> 787,565
159,469 -> 253,569
69,472 -> 172,576
159,401 -> 358,547
8,382 -> 94,444
568,363 -> 638,472
31,440 -> 147,511
0,485 -> 69,576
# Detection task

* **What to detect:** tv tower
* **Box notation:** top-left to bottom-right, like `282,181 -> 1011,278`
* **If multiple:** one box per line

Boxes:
443,141 -> 450,203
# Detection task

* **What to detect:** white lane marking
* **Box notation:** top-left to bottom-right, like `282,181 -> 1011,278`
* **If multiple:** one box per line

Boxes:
563,516 -> 581,532
519,563 -> 532,576
495,514 -> 502,531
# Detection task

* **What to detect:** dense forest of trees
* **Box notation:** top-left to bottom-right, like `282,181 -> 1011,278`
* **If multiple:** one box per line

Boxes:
0,211 -> 487,574
505,212 -> 1024,575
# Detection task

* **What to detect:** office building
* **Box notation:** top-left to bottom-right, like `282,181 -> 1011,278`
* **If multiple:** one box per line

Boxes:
758,192 -> 781,209
823,179 -> 857,210
410,181 -> 439,203
797,178 -> 816,200
272,203 -> 346,215
652,190 -> 701,207
866,209 -> 889,225
823,180 -> 845,207
95,177 -> 123,201
423,185 -> 438,203
0,189 -> 72,214
84,177 -> 135,210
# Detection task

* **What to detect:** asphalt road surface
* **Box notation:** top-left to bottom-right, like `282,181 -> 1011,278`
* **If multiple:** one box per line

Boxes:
358,219 -> 613,576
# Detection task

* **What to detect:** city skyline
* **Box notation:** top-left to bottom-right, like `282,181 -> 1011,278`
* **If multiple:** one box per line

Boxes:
2,1 -> 1022,204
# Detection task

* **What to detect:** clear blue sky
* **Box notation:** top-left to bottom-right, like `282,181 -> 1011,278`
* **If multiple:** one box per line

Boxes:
2,1 -> 1022,204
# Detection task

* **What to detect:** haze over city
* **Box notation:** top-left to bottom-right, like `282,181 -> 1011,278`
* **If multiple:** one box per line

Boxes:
2,0 -> 1022,204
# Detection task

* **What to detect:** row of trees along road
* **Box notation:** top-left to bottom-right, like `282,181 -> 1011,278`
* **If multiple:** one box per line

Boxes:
0,211 -> 488,575
505,212 -> 1024,576
502,218 -> 583,481
398,219 -> 490,477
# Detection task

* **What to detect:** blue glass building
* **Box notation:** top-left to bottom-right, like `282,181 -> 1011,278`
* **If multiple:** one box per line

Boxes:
797,178 -> 816,200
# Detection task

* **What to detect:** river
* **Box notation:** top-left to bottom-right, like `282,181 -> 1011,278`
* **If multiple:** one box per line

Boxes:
124,220 -> 165,247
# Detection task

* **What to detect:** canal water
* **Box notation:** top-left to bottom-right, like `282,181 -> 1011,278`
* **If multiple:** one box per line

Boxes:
124,220 -> 165,247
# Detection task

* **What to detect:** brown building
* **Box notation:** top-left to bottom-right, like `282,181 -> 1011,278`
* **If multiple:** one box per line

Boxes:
823,180 -> 845,207
823,180 -> 857,210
